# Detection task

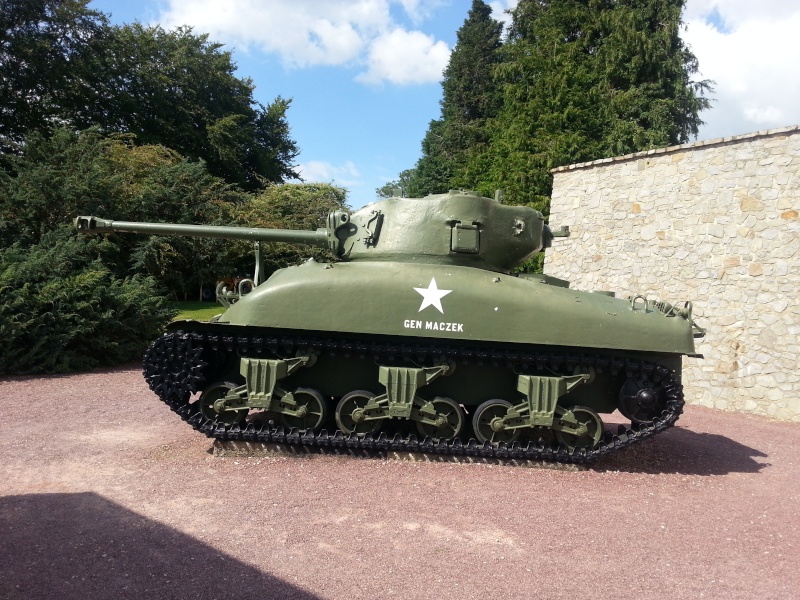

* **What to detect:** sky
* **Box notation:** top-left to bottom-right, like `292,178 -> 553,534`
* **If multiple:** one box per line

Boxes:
88,0 -> 800,209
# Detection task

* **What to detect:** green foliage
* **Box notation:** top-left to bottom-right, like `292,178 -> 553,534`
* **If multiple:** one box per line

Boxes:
68,23 -> 300,189
406,120 -> 451,197
375,0 -> 711,274
241,182 -> 349,231
0,128 -> 119,245
475,0 -> 711,209
0,128 -> 350,375
232,182 -> 350,272
0,2 -> 299,188
0,127 -> 248,299
0,5 -> 344,376
0,227 -> 175,375
400,0 -> 504,197
375,169 -> 417,199
383,0 -> 711,219
104,144 -> 248,300
0,0 -> 106,155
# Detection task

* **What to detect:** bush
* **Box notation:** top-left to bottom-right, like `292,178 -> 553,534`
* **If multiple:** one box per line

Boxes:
0,227 -> 175,375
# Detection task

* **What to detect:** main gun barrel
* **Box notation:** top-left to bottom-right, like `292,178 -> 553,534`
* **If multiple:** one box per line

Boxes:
75,216 -> 331,248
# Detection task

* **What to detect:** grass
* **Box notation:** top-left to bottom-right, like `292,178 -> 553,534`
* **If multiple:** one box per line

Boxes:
170,301 -> 225,322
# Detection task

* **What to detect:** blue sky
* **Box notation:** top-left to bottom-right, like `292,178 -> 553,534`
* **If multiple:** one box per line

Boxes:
88,0 -> 800,208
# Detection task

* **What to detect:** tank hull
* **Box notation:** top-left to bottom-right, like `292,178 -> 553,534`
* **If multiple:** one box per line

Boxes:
218,260 -> 697,356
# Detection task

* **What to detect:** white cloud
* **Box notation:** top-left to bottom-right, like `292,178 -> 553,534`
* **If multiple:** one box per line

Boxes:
489,0 -> 517,30
683,0 -> 800,28
683,0 -> 800,140
157,0 -> 449,84
395,0 -> 448,24
356,28 -> 450,85
296,160 -> 362,187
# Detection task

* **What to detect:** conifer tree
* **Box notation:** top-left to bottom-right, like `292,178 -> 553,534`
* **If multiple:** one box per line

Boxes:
475,0 -> 711,212
406,0 -> 503,196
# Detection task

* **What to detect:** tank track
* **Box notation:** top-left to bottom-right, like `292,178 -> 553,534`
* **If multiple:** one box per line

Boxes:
143,330 -> 685,464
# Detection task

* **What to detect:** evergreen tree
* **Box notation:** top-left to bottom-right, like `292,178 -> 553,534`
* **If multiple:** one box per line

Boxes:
0,127 -> 247,299
475,0 -> 711,212
0,228 -> 175,375
406,0 -> 503,196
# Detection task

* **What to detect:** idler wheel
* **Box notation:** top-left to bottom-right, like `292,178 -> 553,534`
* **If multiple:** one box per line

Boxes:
472,399 -> 519,445
279,388 -> 329,432
198,380 -> 248,426
554,405 -> 603,450
619,376 -> 667,423
335,390 -> 382,436
416,397 -> 465,441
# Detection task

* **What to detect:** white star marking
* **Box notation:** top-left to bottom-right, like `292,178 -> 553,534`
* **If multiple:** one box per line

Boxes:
414,278 -> 452,314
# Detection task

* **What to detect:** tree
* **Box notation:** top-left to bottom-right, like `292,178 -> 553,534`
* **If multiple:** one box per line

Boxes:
0,127 -> 248,299
0,127 -> 120,247
68,24 -> 300,189
474,0 -> 711,211
593,0 -> 711,153
375,169 -> 417,199
404,0 -> 503,196
0,2 -> 300,188
0,0 -> 105,155
233,183 -> 350,274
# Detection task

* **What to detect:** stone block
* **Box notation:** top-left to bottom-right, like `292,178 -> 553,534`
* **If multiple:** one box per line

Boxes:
723,256 -> 741,268
740,196 -> 765,211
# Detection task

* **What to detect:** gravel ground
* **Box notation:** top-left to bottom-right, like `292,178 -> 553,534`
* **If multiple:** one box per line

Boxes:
1,366 -> 798,600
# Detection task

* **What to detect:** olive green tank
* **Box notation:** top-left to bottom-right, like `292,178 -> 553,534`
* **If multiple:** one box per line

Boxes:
75,190 -> 704,463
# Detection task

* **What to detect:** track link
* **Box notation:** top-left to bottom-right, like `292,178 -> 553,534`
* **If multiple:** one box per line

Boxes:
143,331 -> 685,464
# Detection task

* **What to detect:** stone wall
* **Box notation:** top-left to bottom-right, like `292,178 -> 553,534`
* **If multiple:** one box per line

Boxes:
544,126 -> 800,421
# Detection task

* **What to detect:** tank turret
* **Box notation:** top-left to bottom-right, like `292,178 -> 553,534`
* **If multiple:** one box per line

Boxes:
74,190 -> 703,464
77,190 -> 565,273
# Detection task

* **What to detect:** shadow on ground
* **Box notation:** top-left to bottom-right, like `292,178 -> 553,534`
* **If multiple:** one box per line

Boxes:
0,492 -> 320,600
592,426 -> 770,476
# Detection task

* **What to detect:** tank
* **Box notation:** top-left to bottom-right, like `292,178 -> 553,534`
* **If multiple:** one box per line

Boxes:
75,190 -> 705,463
